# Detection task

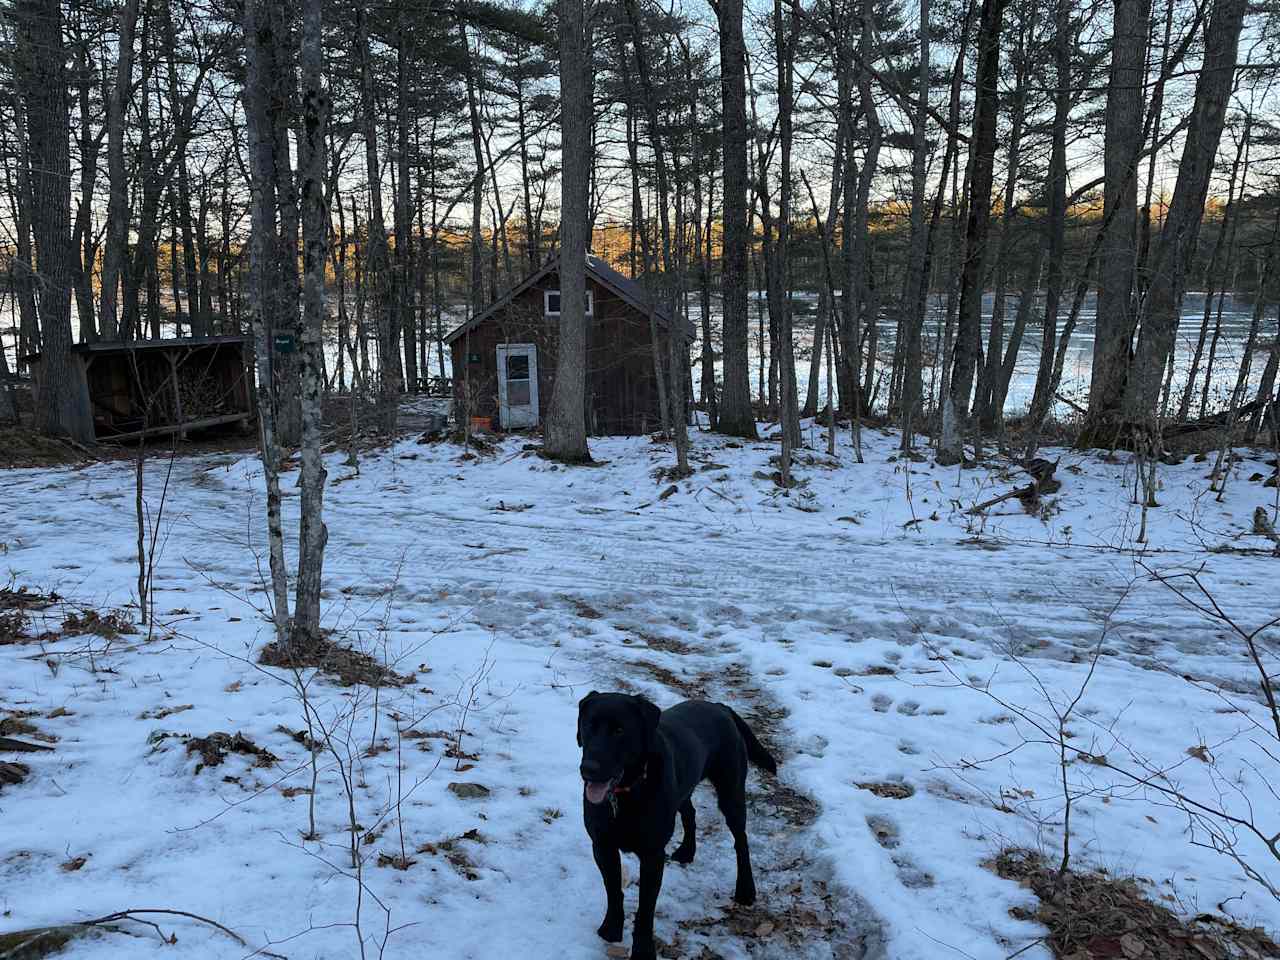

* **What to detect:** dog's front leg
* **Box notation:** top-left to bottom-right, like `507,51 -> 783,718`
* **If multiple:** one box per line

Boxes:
630,850 -> 665,960
591,843 -> 625,942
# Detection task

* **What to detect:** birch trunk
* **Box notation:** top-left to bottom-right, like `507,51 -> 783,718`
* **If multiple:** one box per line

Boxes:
292,0 -> 329,647
242,0 -> 292,643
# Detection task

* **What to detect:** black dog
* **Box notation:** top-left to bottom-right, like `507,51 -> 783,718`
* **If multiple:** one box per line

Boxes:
577,691 -> 778,960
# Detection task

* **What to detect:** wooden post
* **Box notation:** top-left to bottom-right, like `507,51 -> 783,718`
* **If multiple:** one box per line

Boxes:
168,350 -> 185,440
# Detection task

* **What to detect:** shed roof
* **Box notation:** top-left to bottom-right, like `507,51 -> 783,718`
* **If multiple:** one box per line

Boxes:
23,334 -> 249,363
444,253 -> 693,344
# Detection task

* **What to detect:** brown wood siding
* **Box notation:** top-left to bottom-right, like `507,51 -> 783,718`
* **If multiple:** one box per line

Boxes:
452,269 -> 668,435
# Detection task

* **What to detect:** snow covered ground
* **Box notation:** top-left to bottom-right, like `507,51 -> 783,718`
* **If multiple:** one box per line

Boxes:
2,421 -> 1279,959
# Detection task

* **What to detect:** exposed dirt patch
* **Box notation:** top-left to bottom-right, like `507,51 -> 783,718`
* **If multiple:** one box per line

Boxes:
992,848 -> 1280,960
632,631 -> 695,656
629,659 -> 706,699
416,828 -> 485,880
856,781 -> 915,800
182,732 -> 280,775
562,596 -> 604,619
259,636 -> 412,688
0,426 -> 93,469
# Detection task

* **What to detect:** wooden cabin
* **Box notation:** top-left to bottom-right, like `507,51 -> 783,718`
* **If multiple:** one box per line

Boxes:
24,335 -> 253,441
445,254 -> 691,434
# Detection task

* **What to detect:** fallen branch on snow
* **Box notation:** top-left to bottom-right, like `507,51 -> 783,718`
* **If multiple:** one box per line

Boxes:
0,909 -> 288,959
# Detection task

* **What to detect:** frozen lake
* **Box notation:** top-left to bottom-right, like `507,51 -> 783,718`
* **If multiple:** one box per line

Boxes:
3,289 -> 1273,419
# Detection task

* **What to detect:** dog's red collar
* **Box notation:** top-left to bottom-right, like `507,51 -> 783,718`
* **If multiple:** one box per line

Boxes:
606,763 -> 648,815
610,764 -> 647,796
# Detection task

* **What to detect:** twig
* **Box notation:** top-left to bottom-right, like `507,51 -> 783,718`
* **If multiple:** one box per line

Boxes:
78,908 -> 286,958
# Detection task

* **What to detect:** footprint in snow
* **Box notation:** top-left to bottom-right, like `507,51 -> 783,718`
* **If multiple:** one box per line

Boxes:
871,693 -> 893,713
892,855 -> 936,889
797,734 -> 828,758
896,700 -> 920,716
867,815 -> 899,849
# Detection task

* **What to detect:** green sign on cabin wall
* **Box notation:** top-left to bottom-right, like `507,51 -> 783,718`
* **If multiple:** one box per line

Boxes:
468,353 -> 482,364
273,333 -> 296,354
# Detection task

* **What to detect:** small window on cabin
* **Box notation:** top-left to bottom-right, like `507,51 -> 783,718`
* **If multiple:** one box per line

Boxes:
544,289 -> 592,317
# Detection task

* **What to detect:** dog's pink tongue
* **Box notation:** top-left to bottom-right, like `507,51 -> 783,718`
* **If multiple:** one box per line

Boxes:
585,781 -> 610,805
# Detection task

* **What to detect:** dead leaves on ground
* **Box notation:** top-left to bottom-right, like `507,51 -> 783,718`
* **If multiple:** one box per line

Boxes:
993,849 -> 1280,960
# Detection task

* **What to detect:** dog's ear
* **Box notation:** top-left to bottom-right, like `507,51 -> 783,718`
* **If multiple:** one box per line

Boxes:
576,690 -> 600,746
631,695 -> 661,745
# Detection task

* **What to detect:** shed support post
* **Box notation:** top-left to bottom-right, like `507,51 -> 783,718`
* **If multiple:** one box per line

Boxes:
168,351 -> 186,440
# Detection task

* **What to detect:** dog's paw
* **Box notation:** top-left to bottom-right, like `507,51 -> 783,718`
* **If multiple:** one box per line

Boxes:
732,884 -> 757,906
597,915 -> 624,943
628,936 -> 657,960
670,844 -> 695,866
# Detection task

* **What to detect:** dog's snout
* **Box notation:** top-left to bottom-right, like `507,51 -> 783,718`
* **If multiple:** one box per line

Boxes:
580,761 -> 606,781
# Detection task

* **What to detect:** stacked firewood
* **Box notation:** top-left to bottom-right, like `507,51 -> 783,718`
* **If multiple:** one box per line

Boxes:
176,367 -> 233,419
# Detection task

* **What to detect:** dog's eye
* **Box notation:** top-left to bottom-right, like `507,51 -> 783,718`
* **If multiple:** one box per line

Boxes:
611,724 -> 624,737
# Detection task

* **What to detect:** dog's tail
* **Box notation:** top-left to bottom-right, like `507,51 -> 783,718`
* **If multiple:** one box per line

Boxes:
729,708 -> 779,774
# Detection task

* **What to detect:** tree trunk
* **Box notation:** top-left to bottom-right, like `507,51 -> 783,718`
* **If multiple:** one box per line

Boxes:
976,1 -> 1035,431
1086,0 -> 1150,423
396,8 -> 417,394
459,20 -> 488,319
1179,123 -> 1246,421
16,0 -> 93,442
897,0 -> 930,447
99,0 -> 140,342
71,24 -> 98,342
544,0 -> 592,462
1026,0 -> 1072,427
714,0 -> 756,438
292,0 -> 329,648
1124,0 -> 1246,418
358,6 -> 399,435
242,0 -> 292,644
623,0 -> 688,469
946,0 -> 1006,451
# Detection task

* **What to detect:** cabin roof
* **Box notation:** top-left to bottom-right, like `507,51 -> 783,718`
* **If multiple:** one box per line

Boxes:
444,253 -> 692,344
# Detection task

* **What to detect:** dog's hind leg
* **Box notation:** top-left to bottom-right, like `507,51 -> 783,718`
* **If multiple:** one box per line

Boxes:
631,850 -> 665,960
671,798 -> 696,865
591,843 -> 625,943
714,778 -> 757,905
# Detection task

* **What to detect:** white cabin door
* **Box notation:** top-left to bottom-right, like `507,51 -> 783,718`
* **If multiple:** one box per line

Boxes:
496,343 -> 539,429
